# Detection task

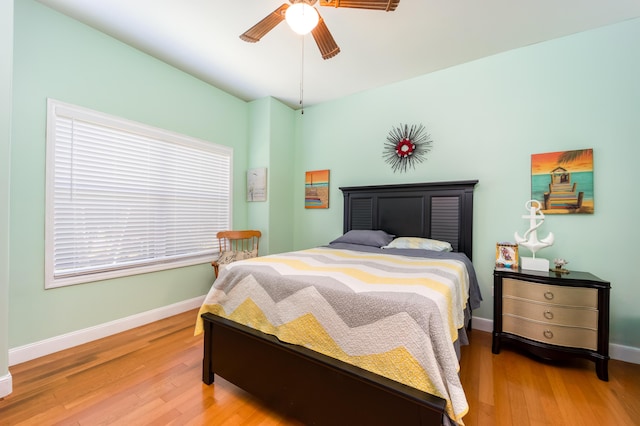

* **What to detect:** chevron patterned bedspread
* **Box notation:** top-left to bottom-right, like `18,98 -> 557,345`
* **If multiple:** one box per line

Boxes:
195,246 -> 474,424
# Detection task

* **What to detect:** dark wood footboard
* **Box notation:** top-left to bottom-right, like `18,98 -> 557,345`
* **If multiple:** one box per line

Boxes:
202,313 -> 447,425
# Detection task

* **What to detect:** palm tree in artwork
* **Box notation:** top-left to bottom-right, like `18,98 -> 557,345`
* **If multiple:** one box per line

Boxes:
557,149 -> 592,164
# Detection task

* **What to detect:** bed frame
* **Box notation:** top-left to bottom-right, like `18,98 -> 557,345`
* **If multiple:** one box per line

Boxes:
201,180 -> 478,425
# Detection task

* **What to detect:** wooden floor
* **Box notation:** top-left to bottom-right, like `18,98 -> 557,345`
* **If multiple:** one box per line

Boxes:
1,309 -> 639,425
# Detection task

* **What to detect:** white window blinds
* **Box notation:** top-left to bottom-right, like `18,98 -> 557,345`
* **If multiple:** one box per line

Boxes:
45,99 -> 232,288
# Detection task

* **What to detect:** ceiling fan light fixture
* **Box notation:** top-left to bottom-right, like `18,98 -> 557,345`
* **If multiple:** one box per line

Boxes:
285,3 -> 319,35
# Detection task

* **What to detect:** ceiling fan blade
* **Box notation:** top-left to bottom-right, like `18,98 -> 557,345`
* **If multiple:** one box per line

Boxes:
240,4 -> 289,43
319,0 -> 400,11
311,15 -> 340,60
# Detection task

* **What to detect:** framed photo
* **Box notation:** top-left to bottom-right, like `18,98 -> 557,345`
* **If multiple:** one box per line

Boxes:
496,242 -> 519,269
305,169 -> 329,209
247,168 -> 267,202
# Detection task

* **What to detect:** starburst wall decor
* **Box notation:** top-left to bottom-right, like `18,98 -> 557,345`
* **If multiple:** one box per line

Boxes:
383,123 -> 433,173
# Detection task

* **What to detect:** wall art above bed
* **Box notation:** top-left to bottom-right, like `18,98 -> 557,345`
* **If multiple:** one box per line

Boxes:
382,123 -> 433,173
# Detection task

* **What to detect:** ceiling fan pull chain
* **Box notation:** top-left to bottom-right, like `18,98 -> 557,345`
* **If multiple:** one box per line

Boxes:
299,36 -> 305,114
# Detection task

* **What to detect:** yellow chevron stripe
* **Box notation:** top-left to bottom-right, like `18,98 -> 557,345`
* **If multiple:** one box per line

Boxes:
248,254 -> 458,338
249,256 -> 451,294
257,248 -> 466,291
308,248 -> 469,292
207,298 -> 466,423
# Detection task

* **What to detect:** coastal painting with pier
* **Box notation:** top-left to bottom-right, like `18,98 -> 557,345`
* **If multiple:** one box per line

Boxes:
531,148 -> 594,214
305,169 -> 330,209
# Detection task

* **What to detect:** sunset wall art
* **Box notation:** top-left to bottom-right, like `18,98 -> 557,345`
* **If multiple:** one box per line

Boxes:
305,169 -> 329,209
531,149 -> 593,214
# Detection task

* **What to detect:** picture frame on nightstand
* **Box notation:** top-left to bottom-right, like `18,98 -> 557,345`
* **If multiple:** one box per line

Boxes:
495,242 -> 518,269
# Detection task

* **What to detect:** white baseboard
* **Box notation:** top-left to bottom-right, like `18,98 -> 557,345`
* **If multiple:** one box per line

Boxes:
470,316 -> 493,333
0,372 -> 12,398
610,342 -> 640,365
8,296 -> 205,366
471,316 -> 640,365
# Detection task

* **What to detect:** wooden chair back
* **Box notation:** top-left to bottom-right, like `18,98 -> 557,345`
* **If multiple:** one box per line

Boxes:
212,230 -> 261,277
217,230 -> 261,253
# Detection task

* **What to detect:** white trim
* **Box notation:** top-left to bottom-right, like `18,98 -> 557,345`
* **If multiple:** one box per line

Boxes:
47,256 -> 214,290
610,342 -> 640,365
8,296 -> 204,366
471,316 -> 639,365
0,372 -> 12,398
470,316 -> 493,333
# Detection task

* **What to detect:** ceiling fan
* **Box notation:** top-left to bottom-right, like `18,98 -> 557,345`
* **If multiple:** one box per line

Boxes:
240,0 -> 401,60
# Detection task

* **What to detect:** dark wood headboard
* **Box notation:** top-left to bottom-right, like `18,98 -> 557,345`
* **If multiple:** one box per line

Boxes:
339,180 -> 478,260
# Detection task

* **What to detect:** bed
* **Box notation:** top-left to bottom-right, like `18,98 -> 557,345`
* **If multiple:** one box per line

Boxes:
196,180 -> 480,425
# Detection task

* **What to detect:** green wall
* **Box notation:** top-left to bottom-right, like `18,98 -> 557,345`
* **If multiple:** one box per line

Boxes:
293,18 -> 640,349
1,0 -> 14,393
8,0 -> 251,347
247,98 -> 296,256
6,0 -> 639,365
247,99 -> 271,254
264,99 -> 296,255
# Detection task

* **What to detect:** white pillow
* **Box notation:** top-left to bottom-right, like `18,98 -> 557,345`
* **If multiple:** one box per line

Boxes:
383,237 -> 453,252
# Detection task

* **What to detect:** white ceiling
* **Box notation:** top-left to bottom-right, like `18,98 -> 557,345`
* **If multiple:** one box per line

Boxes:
37,0 -> 640,109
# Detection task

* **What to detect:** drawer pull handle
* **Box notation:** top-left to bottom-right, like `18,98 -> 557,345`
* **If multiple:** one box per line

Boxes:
543,310 -> 554,320
543,329 -> 554,339
544,291 -> 554,300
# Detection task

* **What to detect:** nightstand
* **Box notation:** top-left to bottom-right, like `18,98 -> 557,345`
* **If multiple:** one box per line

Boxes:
492,268 -> 610,381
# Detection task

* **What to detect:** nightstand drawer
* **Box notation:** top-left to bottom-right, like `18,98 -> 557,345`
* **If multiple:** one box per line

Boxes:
503,314 -> 597,350
503,278 -> 597,308
503,297 -> 598,328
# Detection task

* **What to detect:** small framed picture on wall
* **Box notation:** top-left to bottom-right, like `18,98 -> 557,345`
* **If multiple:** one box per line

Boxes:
247,168 -> 267,202
495,242 -> 519,269
305,169 -> 329,209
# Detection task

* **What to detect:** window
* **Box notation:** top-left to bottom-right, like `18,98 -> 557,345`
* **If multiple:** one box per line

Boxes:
45,99 -> 232,288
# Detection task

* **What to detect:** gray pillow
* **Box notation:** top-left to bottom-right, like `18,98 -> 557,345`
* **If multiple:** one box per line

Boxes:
329,230 -> 395,247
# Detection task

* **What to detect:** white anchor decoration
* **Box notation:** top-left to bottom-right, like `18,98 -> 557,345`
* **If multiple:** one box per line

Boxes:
514,200 -> 554,257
